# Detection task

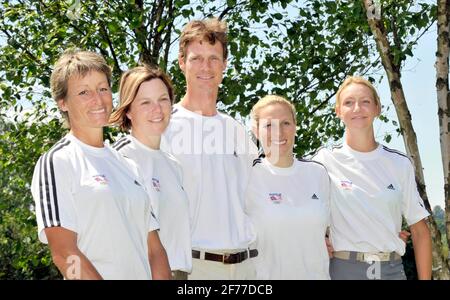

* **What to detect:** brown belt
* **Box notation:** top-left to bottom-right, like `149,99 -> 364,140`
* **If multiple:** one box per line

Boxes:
192,249 -> 258,264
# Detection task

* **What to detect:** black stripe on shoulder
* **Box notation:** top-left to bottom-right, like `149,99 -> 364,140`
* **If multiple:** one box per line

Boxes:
114,139 -> 131,151
310,145 -> 327,158
252,158 -> 262,167
112,136 -> 129,149
172,107 -> 179,115
331,143 -> 343,150
298,158 -> 327,169
39,138 -> 68,227
47,138 -> 67,151
41,139 -> 71,228
258,149 -> 266,159
37,157 -> 47,228
382,145 -> 408,159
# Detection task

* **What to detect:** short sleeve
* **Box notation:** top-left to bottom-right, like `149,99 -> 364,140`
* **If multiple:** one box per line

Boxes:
148,205 -> 160,232
402,160 -> 430,225
31,153 -> 78,244
320,166 -> 331,227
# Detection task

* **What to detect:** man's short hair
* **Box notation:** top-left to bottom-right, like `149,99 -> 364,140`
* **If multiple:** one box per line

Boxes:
179,17 -> 228,61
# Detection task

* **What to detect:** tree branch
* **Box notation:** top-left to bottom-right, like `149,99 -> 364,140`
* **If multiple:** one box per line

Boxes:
99,21 -> 122,75
218,1 -> 246,20
133,0 -> 153,65
150,0 -> 166,66
0,28 -> 42,67
162,0 -> 174,71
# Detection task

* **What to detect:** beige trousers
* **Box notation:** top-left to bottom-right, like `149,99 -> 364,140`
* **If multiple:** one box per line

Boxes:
188,256 -> 256,280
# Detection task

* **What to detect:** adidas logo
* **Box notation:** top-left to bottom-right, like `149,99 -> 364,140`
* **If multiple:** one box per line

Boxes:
387,184 -> 395,190
311,194 -> 319,200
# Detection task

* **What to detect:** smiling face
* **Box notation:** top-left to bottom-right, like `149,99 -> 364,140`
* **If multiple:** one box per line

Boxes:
336,83 -> 381,130
256,103 -> 296,162
126,78 -> 172,137
58,70 -> 112,131
179,39 -> 227,93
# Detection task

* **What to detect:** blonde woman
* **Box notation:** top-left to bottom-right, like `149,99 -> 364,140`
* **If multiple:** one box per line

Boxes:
313,76 -> 432,280
246,95 -> 331,279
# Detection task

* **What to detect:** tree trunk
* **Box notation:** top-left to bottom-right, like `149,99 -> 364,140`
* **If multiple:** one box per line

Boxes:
436,0 -> 450,270
133,0 -> 172,67
150,0 -> 166,66
133,0 -> 152,65
362,0 -> 450,279
161,0 -> 174,71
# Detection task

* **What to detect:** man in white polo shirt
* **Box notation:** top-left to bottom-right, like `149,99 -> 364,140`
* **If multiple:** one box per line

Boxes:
162,17 -> 259,279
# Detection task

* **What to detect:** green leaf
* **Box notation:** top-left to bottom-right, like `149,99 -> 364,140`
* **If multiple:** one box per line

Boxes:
385,134 -> 392,143
273,13 -> 283,20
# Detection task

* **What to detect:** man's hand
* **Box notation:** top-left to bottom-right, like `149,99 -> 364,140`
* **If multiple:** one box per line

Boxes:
399,230 -> 411,243
325,237 -> 334,258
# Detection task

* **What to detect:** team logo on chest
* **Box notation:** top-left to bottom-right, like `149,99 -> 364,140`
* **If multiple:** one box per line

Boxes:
269,193 -> 282,204
340,180 -> 353,190
152,178 -> 161,192
92,174 -> 108,185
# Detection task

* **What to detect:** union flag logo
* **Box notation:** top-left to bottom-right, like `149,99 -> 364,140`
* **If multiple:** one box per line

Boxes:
152,178 -> 161,192
269,193 -> 282,204
340,180 -> 353,190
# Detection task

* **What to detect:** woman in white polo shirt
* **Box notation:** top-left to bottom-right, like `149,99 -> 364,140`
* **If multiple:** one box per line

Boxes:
30,50 -> 171,279
313,76 -> 432,280
246,95 -> 331,279
110,66 -> 192,280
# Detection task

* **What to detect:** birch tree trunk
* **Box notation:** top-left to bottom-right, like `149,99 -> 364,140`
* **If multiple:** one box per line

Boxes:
362,0 -> 450,279
436,0 -> 450,269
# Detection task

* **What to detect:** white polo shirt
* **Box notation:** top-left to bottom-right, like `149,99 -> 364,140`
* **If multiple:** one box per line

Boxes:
246,158 -> 330,279
161,104 -> 258,250
313,142 -> 429,255
31,133 -> 159,280
114,134 -> 192,273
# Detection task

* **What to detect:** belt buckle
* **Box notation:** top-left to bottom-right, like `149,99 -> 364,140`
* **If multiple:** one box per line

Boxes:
363,252 -> 389,262
363,253 -> 376,263
222,253 -> 231,264
378,252 -> 391,261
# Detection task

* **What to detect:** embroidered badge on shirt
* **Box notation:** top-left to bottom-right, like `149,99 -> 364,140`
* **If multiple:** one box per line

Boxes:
387,184 -> 395,190
340,180 -> 353,190
92,174 -> 108,185
269,193 -> 282,204
152,178 -> 161,192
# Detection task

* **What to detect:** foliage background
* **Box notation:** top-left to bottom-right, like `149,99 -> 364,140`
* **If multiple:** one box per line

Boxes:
0,0 -> 439,279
